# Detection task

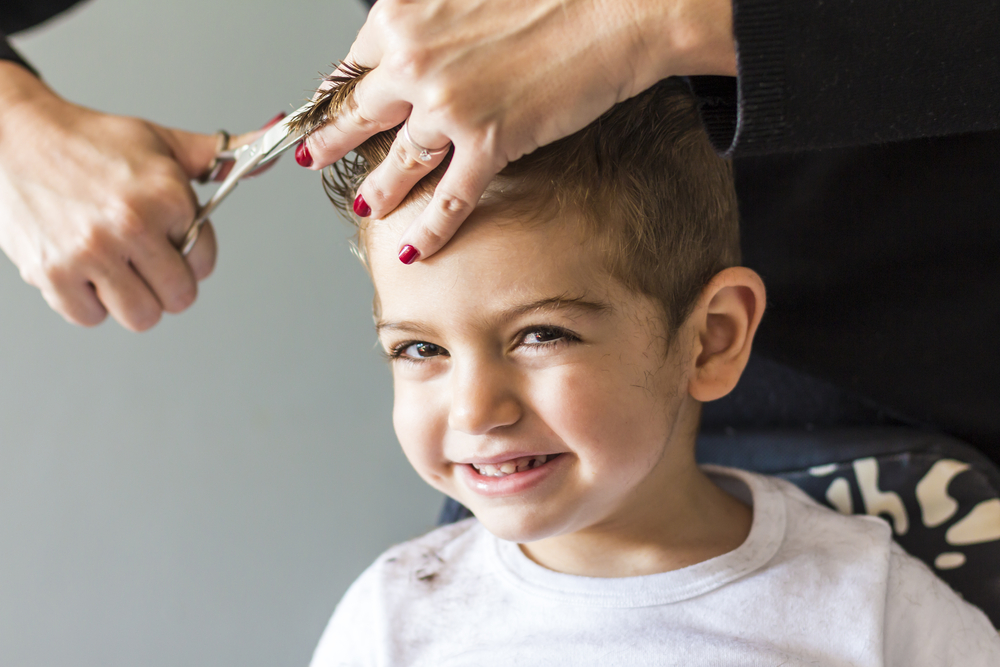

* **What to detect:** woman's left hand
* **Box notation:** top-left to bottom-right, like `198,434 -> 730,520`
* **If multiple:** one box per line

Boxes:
301,0 -> 736,263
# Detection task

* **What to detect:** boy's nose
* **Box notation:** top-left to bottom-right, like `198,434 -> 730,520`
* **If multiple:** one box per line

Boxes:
448,362 -> 522,435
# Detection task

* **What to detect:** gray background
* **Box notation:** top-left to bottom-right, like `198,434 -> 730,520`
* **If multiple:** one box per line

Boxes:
4,1 -> 442,665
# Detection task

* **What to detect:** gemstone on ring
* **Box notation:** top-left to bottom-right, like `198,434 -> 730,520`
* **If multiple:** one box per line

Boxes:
402,119 -> 451,162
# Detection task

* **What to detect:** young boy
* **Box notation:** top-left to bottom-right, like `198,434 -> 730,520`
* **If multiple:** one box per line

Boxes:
303,78 -> 1000,665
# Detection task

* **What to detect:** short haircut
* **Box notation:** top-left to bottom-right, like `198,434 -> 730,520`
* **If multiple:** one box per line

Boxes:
296,74 -> 739,334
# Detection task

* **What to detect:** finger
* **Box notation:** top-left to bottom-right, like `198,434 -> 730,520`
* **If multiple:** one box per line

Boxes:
303,66 -> 412,170
357,119 -> 451,218
89,261 -> 164,332
346,11 -> 385,68
39,279 -> 108,328
396,149 -> 499,263
130,229 -> 199,315
184,220 -> 218,281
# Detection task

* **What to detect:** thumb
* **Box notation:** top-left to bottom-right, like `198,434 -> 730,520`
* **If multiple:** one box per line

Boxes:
152,125 -> 220,181
153,112 -> 287,182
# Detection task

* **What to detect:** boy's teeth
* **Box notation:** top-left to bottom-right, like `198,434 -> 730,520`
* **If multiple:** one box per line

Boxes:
472,455 -> 552,477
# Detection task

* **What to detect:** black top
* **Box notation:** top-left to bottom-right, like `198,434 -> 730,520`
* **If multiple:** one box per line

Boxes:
0,0 -> 80,71
4,1 -> 1000,462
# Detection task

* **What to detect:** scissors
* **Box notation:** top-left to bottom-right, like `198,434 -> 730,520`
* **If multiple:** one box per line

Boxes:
180,101 -> 313,255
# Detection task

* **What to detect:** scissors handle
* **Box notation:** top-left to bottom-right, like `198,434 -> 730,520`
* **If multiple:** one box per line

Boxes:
180,202 -> 220,255
179,103 -> 311,256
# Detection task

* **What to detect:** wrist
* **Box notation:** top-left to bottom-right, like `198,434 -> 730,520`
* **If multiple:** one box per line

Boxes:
0,60 -> 62,128
641,0 -> 737,79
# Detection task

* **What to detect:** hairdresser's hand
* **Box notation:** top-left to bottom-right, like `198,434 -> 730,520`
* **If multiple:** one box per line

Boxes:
302,0 -> 736,262
0,61 -> 275,331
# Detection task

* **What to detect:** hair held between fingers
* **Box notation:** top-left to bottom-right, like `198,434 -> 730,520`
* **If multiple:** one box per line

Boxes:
287,61 -> 375,138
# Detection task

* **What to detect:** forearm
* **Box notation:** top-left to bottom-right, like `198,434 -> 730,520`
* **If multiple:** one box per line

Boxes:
700,0 -> 1000,156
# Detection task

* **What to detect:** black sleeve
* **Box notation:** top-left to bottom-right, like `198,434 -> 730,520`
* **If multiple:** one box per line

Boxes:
690,0 -> 1000,156
1,30 -> 35,74
0,0 -> 88,74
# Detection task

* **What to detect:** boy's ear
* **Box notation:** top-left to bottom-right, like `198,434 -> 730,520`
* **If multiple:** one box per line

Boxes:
686,267 -> 766,402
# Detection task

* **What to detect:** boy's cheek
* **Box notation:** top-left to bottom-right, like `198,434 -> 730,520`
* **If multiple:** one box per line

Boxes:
392,384 -> 449,478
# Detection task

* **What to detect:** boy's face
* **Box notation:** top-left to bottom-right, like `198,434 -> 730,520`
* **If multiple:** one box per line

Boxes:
368,209 -> 700,544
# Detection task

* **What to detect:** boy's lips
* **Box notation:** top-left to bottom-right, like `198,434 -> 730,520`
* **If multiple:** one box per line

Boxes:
455,453 -> 566,498
469,453 -> 559,477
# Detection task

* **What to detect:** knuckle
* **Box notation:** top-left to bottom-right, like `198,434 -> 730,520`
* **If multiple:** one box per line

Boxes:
418,195 -> 474,248
390,45 -> 432,82
40,223 -> 111,282
72,224 -> 112,266
105,169 -> 192,239
36,260 -> 70,287
422,81 -> 457,114
146,169 -> 194,221
342,96 -> 382,135
437,193 -> 474,217
117,210 -> 149,243
103,195 -> 150,242
391,140 -> 430,173
307,127 -> 332,154
366,181 -> 391,206
314,91 -> 378,148
420,225 -> 447,248
373,2 -> 415,43
368,0 -> 392,24
149,172 -> 193,218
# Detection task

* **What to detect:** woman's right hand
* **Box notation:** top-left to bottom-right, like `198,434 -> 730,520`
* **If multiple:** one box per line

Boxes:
0,61 -> 225,331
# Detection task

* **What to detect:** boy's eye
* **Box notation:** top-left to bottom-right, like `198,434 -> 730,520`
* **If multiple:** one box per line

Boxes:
520,327 -> 575,345
396,342 -> 446,360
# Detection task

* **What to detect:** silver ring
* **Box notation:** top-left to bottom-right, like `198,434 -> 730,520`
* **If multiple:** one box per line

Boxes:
401,119 -> 451,162
197,130 -> 232,184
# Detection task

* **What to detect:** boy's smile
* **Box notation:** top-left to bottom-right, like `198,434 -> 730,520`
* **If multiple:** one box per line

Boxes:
366,206 -> 755,576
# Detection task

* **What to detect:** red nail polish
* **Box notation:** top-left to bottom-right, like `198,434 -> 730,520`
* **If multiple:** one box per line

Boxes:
262,112 -> 286,129
398,244 -> 420,265
295,141 -> 313,167
353,194 -> 372,217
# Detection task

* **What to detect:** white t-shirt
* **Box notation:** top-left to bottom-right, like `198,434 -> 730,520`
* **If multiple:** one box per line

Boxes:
310,467 -> 1000,666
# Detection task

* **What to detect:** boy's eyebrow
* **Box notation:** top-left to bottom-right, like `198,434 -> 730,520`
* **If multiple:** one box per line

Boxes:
501,295 -> 611,322
375,295 -> 611,336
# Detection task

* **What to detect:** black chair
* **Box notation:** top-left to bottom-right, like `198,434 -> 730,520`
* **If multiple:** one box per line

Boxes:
439,426 -> 1000,628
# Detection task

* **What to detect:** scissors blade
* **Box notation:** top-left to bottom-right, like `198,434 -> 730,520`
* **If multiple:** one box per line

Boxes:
255,104 -> 312,167
182,102 -> 314,254
191,102 -> 312,228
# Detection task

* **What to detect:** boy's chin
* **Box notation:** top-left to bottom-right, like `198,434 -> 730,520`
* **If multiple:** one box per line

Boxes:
469,506 -> 567,544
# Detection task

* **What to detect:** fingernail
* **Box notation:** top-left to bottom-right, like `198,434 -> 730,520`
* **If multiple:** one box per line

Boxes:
353,194 -> 371,217
295,141 -> 313,167
262,112 -> 286,130
398,245 -> 420,265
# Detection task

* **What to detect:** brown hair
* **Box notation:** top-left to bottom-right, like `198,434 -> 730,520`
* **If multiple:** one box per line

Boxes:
294,71 -> 739,333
